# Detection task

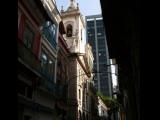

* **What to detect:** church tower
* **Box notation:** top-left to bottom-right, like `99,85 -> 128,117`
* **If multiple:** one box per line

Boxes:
61,0 -> 87,120
60,1 -> 90,120
60,0 -> 85,53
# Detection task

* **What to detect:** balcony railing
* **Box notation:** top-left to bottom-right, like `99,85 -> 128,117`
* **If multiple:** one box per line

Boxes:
18,41 -> 41,73
42,24 -> 57,49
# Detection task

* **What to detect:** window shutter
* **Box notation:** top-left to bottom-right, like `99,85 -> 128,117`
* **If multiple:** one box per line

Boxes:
18,14 -> 25,41
33,32 -> 41,58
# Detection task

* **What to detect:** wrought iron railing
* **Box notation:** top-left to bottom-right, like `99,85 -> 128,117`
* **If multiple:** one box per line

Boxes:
42,26 -> 57,49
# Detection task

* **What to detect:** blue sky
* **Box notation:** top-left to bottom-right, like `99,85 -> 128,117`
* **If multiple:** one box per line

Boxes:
55,0 -> 102,16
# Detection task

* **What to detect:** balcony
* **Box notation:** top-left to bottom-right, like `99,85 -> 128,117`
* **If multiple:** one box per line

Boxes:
40,68 -> 54,82
18,42 -> 41,74
39,67 -> 55,94
42,22 -> 57,50
39,78 -> 56,94
38,79 -> 67,98
18,42 -> 55,94
42,30 -> 57,49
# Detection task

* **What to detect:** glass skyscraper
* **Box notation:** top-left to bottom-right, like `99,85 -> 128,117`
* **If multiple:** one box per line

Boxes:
86,15 -> 112,97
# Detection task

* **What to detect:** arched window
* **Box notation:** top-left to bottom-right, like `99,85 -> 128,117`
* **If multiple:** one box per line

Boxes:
79,110 -> 82,120
86,114 -> 88,120
66,24 -> 72,37
83,112 -> 85,120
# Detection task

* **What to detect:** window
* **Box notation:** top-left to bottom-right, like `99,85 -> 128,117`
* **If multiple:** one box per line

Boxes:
97,33 -> 102,36
79,70 -> 81,83
86,95 -> 88,104
66,24 -> 72,37
41,51 -> 55,81
42,21 -> 57,48
79,111 -> 82,120
96,19 -> 104,27
41,52 -> 48,69
97,27 -> 105,36
48,59 -> 54,74
83,89 -> 85,102
79,89 -> 81,99
87,21 -> 94,26
86,114 -> 89,120
23,23 -> 35,49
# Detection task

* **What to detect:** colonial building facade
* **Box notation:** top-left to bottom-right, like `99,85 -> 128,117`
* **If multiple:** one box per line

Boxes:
18,0 -> 63,120
98,96 -> 108,120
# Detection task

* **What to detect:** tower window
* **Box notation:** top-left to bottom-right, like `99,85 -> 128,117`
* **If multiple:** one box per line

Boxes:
66,24 -> 72,37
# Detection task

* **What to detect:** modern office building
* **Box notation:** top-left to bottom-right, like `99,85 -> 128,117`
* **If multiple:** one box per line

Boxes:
86,15 -> 112,97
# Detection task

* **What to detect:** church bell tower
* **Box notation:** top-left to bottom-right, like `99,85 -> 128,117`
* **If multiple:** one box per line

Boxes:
60,0 -> 86,53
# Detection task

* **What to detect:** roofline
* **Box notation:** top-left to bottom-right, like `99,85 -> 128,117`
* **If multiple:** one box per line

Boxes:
85,14 -> 102,19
